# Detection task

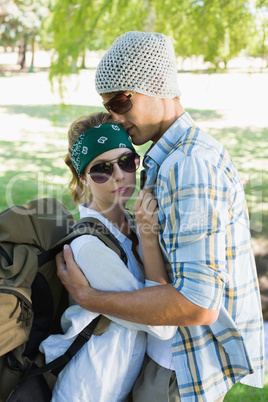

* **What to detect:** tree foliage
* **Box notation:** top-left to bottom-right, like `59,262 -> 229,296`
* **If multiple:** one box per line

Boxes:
153,0 -> 255,67
47,0 -> 151,86
1,1 -> 264,78
0,1 -> 49,47
250,0 -> 268,65
47,0 -> 257,83
0,0 -> 50,68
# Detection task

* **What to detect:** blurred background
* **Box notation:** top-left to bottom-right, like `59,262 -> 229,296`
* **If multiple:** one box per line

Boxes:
0,1 -> 267,399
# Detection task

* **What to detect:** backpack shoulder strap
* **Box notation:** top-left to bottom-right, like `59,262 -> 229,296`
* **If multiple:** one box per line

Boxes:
31,218 -> 128,379
21,315 -> 102,380
70,217 -> 128,264
22,218 -> 127,381
38,217 -> 128,267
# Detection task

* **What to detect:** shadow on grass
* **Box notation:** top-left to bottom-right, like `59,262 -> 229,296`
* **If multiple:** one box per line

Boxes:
0,167 -> 79,220
0,104 -> 104,128
0,106 -> 267,234
187,108 -> 223,122
0,104 -> 224,129
204,125 -> 268,238
209,126 -> 268,162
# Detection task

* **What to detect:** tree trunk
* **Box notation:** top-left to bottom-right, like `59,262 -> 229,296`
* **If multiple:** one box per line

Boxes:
80,51 -> 86,69
17,37 -> 27,69
223,58 -> 228,70
29,38 -> 35,72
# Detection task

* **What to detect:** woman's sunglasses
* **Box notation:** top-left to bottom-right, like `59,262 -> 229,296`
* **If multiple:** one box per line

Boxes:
86,152 -> 140,183
103,92 -> 135,114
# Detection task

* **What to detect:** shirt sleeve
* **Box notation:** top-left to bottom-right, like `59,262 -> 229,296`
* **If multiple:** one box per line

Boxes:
159,155 -> 231,310
71,236 -> 176,340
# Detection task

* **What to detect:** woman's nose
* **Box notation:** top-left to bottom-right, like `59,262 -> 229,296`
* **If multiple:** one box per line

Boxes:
112,163 -> 125,181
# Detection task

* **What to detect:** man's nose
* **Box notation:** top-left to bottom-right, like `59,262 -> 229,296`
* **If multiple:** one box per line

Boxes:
110,111 -> 126,124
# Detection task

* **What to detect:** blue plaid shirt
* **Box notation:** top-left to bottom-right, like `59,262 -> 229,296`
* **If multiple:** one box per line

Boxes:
144,112 -> 264,401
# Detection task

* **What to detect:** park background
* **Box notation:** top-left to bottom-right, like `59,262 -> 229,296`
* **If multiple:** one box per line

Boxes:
0,0 -> 268,400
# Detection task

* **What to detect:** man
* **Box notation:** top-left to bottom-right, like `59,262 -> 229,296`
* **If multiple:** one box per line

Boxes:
57,32 -> 264,401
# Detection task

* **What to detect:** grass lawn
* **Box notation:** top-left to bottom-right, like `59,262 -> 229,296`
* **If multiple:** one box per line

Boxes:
0,70 -> 267,399
0,104 -> 103,220
0,101 -> 267,237
0,102 -> 148,220
225,375 -> 268,401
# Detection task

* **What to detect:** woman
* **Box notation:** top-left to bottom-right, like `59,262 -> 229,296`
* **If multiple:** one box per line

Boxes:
40,112 -> 176,402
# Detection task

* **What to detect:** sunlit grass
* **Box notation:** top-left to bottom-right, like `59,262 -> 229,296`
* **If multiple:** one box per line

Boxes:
0,104 -> 267,237
0,104 -> 148,221
209,125 -> 268,238
225,374 -> 268,401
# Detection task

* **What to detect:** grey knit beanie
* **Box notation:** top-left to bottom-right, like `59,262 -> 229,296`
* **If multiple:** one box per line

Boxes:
95,31 -> 181,99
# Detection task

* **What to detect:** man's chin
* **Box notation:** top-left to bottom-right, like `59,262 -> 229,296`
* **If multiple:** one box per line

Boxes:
130,135 -> 144,146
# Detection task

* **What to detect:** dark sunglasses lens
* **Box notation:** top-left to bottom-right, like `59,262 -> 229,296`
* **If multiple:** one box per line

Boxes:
89,153 -> 140,183
119,153 -> 140,172
107,94 -> 132,114
90,163 -> 113,183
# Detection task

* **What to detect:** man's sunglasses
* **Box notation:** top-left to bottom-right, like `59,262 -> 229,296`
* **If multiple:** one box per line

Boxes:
86,152 -> 140,183
103,92 -> 135,114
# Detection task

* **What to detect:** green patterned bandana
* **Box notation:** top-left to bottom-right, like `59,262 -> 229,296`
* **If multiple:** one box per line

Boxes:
71,123 -> 135,177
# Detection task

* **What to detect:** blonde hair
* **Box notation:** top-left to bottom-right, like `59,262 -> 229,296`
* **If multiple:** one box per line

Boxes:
65,112 -> 113,204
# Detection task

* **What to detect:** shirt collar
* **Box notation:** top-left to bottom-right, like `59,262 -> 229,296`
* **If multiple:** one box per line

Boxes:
144,111 -> 195,167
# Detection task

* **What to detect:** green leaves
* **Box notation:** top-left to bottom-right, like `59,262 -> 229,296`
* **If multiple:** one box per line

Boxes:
0,0 -> 50,47
8,0 -> 258,83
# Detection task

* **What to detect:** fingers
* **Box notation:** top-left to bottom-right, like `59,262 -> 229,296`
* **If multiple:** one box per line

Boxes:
56,245 -> 91,301
134,190 -> 158,216
56,250 -> 66,276
143,195 -> 158,217
56,245 -> 77,279
133,189 -> 145,212
63,244 -> 75,264
134,190 -> 159,237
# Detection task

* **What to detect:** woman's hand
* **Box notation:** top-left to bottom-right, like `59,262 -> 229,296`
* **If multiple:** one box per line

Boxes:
133,190 -> 160,243
134,190 -> 169,284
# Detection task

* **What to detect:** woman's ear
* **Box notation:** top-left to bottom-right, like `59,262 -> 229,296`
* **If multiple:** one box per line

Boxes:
80,173 -> 88,187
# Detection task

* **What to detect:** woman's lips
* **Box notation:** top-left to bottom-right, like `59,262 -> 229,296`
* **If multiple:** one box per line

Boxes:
113,187 -> 129,195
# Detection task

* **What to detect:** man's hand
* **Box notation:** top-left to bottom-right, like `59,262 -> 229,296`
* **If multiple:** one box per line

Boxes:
56,245 -> 94,306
